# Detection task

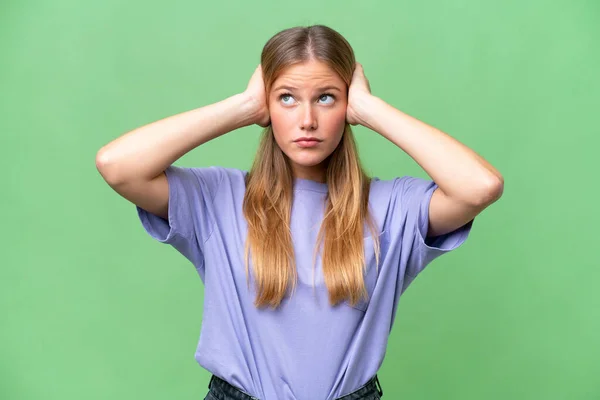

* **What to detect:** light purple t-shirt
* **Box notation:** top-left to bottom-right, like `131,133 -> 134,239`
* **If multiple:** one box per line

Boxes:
136,165 -> 473,400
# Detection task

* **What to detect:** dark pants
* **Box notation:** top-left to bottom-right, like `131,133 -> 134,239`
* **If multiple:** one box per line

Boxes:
204,374 -> 383,400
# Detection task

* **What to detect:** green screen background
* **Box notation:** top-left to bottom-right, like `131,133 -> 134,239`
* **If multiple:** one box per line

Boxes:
2,0 -> 598,399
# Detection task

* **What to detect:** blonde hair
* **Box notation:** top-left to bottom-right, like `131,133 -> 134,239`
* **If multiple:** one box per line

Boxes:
243,25 -> 380,310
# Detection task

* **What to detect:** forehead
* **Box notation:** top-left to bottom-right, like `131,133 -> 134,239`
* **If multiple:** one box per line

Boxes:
272,60 -> 345,90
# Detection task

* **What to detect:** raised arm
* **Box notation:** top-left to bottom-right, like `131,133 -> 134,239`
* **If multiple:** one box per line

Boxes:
346,63 -> 504,237
95,65 -> 269,219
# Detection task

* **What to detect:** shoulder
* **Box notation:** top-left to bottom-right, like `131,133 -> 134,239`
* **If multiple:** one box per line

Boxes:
217,167 -> 249,188
166,165 -> 247,183
368,175 -> 437,220
163,166 -> 249,201
370,175 -> 435,199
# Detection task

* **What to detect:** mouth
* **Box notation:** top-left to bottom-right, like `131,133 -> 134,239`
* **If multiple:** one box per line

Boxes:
294,137 -> 323,143
294,136 -> 322,142
294,138 -> 322,148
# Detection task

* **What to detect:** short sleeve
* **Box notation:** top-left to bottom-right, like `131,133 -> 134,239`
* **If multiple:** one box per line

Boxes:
136,165 -> 223,266
391,176 -> 474,284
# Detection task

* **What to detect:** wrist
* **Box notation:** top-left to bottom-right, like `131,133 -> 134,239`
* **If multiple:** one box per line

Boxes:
238,91 -> 270,128
228,92 -> 259,128
353,93 -> 380,130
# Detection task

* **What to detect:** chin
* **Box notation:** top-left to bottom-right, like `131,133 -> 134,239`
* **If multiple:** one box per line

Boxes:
289,150 -> 331,164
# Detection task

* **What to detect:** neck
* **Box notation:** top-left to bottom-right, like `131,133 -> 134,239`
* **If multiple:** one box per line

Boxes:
291,162 -> 328,183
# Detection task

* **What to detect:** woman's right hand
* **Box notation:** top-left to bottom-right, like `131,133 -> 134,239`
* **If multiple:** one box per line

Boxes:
243,64 -> 270,127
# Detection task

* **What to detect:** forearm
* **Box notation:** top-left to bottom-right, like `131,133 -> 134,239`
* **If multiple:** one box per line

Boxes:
96,92 -> 258,184
357,95 -> 503,205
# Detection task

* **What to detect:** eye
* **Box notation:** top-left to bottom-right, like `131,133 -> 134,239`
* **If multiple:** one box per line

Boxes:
318,93 -> 335,104
279,93 -> 295,105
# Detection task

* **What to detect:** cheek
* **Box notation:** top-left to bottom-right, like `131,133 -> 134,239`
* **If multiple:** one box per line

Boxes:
325,107 -> 348,135
269,108 -> 295,151
269,108 -> 290,140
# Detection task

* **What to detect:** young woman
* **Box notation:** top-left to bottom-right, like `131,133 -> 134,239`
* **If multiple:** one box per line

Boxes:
96,25 -> 503,400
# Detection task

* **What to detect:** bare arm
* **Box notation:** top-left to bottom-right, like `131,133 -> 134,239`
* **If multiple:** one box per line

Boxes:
96,65 -> 269,219
347,63 -> 503,237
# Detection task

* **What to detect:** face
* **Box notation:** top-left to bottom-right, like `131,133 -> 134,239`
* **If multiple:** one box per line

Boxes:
268,59 -> 348,182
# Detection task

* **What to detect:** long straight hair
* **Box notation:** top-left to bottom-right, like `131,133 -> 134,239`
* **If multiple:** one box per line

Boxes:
242,25 -> 380,310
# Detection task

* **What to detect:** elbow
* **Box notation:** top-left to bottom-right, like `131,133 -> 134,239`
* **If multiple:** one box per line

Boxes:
95,148 -> 108,171
476,175 -> 504,206
95,148 -> 122,186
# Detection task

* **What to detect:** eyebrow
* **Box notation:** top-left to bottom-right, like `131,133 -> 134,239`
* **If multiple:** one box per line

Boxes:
273,85 -> 343,93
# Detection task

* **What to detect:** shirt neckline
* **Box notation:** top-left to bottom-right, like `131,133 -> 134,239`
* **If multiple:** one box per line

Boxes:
293,177 -> 328,193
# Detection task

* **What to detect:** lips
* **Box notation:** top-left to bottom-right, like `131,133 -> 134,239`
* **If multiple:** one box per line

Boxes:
294,137 -> 322,143
294,137 -> 322,148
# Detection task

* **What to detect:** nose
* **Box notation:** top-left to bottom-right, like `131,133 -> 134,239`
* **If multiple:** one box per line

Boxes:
300,104 -> 317,131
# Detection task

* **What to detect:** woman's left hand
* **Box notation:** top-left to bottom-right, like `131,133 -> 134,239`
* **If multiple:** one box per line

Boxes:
346,62 -> 373,126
